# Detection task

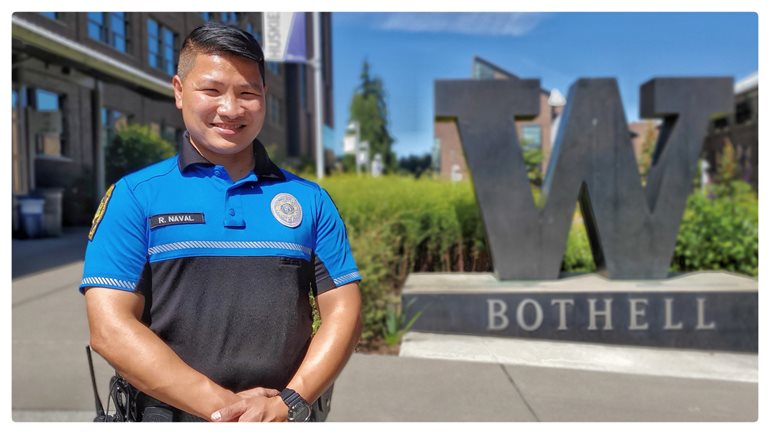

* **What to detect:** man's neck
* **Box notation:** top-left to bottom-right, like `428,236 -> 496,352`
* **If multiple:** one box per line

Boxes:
189,138 -> 255,181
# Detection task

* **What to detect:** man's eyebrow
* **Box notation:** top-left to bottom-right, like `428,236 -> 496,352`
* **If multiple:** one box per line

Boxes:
195,78 -> 263,91
233,81 -> 264,92
195,78 -> 225,87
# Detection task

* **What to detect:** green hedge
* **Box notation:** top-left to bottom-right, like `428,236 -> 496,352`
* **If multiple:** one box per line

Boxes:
106,124 -> 176,184
320,174 -> 758,347
321,175 -> 483,346
672,181 -> 758,276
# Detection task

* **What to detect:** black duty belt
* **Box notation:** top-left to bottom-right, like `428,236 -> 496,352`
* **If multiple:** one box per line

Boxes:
128,384 -> 206,422
128,383 -> 329,422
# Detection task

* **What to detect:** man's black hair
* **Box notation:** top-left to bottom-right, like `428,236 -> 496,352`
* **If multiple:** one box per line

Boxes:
177,22 -> 265,84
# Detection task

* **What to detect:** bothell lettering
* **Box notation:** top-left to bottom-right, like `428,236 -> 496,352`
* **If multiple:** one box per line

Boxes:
485,296 -> 717,332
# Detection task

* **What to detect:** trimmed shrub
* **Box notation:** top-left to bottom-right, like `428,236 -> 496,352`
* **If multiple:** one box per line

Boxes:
106,124 -> 176,184
320,174 -> 757,348
672,181 -> 758,277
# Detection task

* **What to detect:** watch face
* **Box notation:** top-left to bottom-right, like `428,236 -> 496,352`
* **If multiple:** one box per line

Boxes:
290,404 -> 311,422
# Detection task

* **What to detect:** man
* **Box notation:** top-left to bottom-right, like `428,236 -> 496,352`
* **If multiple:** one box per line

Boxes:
80,23 -> 362,422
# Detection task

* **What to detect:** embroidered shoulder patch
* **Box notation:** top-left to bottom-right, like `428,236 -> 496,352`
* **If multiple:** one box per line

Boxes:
271,193 -> 303,228
89,184 -> 115,241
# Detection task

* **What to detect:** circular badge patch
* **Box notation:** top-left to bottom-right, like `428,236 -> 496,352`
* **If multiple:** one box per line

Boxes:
271,193 -> 303,228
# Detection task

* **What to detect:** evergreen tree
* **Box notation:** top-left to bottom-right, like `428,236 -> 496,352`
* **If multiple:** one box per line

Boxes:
348,60 -> 396,172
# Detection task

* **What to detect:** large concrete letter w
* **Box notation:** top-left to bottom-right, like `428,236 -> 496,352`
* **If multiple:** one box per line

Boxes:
435,77 -> 732,279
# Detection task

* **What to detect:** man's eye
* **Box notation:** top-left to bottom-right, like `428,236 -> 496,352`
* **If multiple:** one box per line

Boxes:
201,89 -> 219,94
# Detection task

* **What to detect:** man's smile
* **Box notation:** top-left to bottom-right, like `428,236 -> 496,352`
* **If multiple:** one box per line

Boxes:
211,123 -> 246,134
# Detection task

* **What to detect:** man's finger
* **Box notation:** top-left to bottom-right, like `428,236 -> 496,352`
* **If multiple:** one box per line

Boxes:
211,400 -> 246,422
237,387 -> 280,398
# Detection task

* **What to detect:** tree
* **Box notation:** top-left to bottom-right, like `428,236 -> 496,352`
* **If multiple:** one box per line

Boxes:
106,124 -> 176,184
398,153 -> 433,178
637,121 -> 657,184
348,60 -> 396,172
717,137 -> 739,184
521,146 -> 543,187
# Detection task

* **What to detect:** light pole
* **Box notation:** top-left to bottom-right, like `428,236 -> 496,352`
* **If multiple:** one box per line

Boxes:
312,12 -> 324,180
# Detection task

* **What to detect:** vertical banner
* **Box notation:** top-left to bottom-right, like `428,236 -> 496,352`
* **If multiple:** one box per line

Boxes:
262,12 -> 307,63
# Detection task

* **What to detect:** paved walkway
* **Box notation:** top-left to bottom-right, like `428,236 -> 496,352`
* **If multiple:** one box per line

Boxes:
12,226 -> 89,278
11,228 -> 758,422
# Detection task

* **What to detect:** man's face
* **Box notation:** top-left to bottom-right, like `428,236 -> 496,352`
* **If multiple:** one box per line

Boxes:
173,53 -> 266,157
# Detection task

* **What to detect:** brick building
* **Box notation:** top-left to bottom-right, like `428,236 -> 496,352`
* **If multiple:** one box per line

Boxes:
12,12 -> 333,228
702,72 -> 758,190
435,57 -> 564,182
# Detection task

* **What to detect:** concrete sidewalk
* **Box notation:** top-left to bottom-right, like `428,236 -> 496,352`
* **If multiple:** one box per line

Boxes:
11,229 -> 758,422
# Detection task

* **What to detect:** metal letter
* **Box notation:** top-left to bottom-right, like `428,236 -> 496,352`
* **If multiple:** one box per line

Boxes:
435,77 -> 733,279
588,298 -> 613,331
696,297 -> 717,330
551,298 -> 574,331
663,297 -> 684,330
516,298 -> 543,332
487,299 -> 509,331
628,298 -> 649,331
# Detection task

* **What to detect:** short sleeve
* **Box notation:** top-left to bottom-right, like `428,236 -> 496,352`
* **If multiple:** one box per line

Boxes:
79,179 -> 148,293
312,188 -> 361,294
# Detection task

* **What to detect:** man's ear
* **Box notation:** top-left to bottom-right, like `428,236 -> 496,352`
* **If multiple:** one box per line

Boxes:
172,75 -> 184,109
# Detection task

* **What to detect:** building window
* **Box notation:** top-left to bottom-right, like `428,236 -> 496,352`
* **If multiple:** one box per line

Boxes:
246,22 -> 263,46
712,116 -> 729,131
88,12 -> 129,52
161,125 -> 178,145
735,101 -> 752,125
39,12 -> 59,20
267,95 -> 282,126
28,88 -> 67,157
148,18 -> 178,76
473,62 -> 495,80
267,62 -> 280,75
520,125 -> 542,149
201,12 -> 238,25
220,12 -> 238,25
101,107 -> 129,149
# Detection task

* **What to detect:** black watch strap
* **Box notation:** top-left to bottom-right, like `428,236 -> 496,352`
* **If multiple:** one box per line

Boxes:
280,388 -> 310,421
280,388 -> 304,406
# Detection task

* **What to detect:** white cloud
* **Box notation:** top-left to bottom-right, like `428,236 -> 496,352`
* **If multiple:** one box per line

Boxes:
376,12 -> 548,36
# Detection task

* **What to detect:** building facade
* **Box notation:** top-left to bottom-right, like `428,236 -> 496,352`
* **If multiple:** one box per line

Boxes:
12,12 -> 333,228
435,57 -> 563,182
702,72 -> 758,191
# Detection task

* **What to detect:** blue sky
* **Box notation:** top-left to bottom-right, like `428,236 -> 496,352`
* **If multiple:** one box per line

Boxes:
329,12 -> 758,158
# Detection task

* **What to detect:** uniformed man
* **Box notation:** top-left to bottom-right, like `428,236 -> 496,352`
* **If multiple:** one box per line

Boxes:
80,23 -> 362,422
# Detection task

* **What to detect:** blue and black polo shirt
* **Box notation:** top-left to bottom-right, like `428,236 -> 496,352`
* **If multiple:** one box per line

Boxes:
80,133 -> 361,392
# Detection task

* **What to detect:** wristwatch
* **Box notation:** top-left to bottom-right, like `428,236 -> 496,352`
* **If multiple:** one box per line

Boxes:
280,388 -> 311,422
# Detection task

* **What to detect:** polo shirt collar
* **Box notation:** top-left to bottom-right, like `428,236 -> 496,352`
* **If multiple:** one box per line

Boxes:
177,131 -> 285,180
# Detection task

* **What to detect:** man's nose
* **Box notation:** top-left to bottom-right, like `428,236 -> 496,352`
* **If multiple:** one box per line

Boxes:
217,93 -> 244,118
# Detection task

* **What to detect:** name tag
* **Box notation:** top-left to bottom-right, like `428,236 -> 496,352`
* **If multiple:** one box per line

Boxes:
150,213 -> 205,229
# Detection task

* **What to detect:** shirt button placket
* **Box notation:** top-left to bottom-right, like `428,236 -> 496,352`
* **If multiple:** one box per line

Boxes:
223,187 -> 246,228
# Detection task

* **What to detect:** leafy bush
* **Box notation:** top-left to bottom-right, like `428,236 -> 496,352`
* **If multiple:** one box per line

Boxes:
106,124 -> 176,184
562,218 -> 596,273
320,174 -> 757,348
672,181 -> 758,276
321,175 -> 479,346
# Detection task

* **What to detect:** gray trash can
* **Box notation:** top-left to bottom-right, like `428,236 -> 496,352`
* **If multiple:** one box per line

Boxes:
18,196 -> 46,239
37,188 -> 64,237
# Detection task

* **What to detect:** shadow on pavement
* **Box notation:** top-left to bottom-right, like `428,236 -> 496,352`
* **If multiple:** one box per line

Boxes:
12,227 -> 89,279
